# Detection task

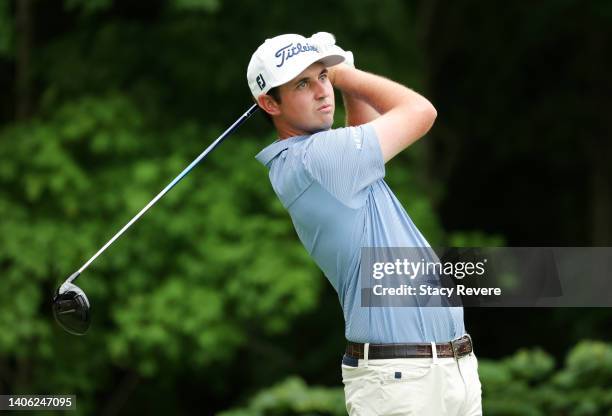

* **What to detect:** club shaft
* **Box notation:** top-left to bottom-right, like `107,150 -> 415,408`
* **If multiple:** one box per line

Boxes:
72,104 -> 259,280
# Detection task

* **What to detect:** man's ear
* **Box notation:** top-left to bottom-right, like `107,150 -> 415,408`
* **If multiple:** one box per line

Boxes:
257,94 -> 281,117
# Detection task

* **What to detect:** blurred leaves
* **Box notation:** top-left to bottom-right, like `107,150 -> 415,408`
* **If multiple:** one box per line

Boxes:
480,341 -> 612,416
218,376 -> 346,416
172,0 -> 220,13
555,340 -> 612,388
0,0 -> 12,56
447,230 -> 506,247
63,0 -> 113,15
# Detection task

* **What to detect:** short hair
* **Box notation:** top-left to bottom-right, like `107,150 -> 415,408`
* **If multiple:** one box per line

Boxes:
260,86 -> 281,125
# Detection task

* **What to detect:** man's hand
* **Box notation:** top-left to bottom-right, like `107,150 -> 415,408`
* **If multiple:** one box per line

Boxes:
327,63 -> 351,86
311,32 -> 354,66
311,32 -> 381,128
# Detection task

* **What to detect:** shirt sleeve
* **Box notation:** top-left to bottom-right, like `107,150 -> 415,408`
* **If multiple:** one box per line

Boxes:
302,123 -> 385,206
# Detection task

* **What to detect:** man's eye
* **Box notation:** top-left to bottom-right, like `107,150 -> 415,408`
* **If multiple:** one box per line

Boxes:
320,73 -> 328,81
297,81 -> 307,89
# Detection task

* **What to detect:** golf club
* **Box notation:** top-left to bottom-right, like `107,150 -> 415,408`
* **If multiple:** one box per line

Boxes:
53,104 -> 259,335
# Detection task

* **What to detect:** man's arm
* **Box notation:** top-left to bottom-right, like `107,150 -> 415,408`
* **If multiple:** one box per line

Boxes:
329,65 -> 437,163
340,70 -> 381,126
342,92 -> 380,126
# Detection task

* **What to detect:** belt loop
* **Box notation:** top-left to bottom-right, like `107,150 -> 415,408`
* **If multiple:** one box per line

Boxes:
363,343 -> 370,368
430,342 -> 439,364
466,333 -> 474,355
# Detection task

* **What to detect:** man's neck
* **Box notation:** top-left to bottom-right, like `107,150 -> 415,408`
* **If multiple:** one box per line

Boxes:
275,122 -> 305,140
275,123 -> 331,140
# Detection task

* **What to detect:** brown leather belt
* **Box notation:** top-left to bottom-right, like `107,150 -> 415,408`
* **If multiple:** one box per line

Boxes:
345,334 -> 473,360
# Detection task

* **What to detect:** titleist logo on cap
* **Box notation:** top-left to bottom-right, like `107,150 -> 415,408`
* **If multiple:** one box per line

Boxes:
274,42 -> 319,68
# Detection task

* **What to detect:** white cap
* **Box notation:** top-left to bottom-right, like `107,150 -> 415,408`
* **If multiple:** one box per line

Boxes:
247,32 -> 345,98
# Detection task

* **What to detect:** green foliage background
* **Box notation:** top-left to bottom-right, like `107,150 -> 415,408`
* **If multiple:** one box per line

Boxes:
0,0 -> 610,414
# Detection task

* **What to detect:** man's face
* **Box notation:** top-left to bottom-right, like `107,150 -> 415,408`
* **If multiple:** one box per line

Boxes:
273,62 -> 335,136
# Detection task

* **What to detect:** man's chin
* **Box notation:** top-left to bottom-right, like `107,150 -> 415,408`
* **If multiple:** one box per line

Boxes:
310,123 -> 333,134
318,116 -> 334,131
301,116 -> 334,135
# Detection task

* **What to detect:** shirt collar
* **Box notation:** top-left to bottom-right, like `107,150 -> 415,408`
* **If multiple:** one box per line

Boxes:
255,135 -> 308,167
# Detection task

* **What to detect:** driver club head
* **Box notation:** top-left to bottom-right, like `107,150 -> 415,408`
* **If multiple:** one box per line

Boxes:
53,281 -> 91,335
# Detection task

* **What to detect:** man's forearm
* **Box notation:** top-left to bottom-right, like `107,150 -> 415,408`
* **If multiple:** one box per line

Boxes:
331,66 -> 433,116
333,64 -> 380,126
342,92 -> 380,126
329,63 -> 437,162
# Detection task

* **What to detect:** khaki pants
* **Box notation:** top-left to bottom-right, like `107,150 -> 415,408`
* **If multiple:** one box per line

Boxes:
341,348 -> 482,416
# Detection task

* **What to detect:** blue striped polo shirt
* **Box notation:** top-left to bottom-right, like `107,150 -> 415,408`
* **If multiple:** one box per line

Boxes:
255,123 -> 466,343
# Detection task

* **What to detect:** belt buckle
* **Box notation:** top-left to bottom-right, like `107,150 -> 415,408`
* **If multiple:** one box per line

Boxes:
450,334 -> 472,360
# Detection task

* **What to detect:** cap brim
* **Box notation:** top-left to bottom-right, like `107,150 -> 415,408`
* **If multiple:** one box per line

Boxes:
263,52 -> 345,95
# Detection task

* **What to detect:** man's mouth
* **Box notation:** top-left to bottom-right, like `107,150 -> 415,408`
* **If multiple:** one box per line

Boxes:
317,104 -> 332,113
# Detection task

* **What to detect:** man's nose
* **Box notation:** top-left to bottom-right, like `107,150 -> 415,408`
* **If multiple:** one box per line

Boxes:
313,80 -> 328,99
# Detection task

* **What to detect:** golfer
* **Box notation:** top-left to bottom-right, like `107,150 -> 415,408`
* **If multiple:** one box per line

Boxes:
248,32 -> 482,416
